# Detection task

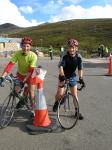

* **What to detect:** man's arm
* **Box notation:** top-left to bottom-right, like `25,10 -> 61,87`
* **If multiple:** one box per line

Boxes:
0,61 -> 15,86
58,55 -> 66,82
59,66 -> 64,76
2,61 -> 15,77
58,66 -> 66,83
78,69 -> 85,86
23,53 -> 37,83
77,54 -> 85,86
2,51 -> 19,78
23,66 -> 34,83
77,54 -> 83,78
78,69 -> 83,79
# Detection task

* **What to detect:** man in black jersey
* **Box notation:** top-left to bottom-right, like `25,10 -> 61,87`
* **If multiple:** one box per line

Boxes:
53,39 -> 85,120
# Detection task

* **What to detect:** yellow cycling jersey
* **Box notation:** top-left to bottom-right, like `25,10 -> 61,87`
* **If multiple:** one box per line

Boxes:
11,50 -> 37,76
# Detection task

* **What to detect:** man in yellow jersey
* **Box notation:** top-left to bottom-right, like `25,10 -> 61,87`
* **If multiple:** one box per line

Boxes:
0,37 -> 37,109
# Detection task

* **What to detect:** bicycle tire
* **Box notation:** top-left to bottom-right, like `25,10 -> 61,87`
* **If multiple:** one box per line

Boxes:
0,94 -> 16,128
57,93 -> 79,130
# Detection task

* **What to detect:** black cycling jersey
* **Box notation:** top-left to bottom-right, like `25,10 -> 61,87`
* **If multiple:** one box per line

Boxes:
59,53 -> 83,78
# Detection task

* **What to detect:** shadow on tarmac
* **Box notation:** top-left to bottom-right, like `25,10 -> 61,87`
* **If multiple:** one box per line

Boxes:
0,107 -> 65,135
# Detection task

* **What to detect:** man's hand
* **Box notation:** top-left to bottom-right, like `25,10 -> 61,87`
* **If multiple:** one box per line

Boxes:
79,77 -> 86,87
58,75 -> 66,88
0,77 -> 5,87
59,75 -> 66,82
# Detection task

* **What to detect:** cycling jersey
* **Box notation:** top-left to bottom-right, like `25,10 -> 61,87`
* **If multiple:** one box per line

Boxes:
59,52 -> 83,78
11,50 -> 37,76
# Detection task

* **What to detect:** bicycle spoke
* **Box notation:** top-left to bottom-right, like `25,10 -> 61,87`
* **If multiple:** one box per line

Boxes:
58,93 -> 79,129
0,95 -> 16,128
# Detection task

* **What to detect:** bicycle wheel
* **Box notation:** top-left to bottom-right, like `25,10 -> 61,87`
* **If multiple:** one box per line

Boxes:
57,93 -> 79,130
0,94 -> 16,128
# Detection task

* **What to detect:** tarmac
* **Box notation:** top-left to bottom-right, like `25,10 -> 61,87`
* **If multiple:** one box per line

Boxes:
0,56 -> 112,150
83,57 -> 108,64
83,57 -> 108,70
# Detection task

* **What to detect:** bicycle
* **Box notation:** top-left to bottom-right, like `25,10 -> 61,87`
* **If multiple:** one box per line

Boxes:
0,74 -> 32,128
57,80 -> 85,130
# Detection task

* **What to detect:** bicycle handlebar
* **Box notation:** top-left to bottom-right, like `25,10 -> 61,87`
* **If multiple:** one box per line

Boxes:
4,74 -> 25,90
64,80 -> 85,91
5,75 -> 13,82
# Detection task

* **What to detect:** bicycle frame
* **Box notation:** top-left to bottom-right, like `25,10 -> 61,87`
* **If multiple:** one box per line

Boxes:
57,81 -> 80,129
0,75 -> 31,128
63,82 -> 70,111
5,75 -> 25,102
62,80 -> 84,111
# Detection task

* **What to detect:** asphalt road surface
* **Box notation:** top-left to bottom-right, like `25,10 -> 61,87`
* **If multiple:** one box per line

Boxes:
0,57 -> 112,150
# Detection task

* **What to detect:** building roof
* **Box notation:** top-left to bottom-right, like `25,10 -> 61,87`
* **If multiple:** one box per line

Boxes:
0,38 -> 9,42
0,37 -> 21,43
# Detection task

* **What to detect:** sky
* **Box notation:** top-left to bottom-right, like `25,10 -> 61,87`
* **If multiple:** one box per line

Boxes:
0,0 -> 112,27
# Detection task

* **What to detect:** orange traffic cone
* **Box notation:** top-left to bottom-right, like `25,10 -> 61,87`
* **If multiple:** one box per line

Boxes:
33,81 -> 51,127
26,68 -> 58,134
107,54 -> 112,76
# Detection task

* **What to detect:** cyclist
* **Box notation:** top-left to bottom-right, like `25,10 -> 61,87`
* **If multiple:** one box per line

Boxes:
53,38 -> 85,120
0,36 -> 37,110
49,45 -> 53,60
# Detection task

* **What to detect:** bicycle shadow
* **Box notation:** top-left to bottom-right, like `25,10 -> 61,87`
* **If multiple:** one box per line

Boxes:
7,109 -> 33,133
0,105 -> 31,133
0,106 -> 64,135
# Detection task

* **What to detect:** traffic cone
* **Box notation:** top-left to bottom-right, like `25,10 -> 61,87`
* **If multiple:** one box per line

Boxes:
33,81 -> 51,127
26,68 -> 58,134
107,54 -> 112,76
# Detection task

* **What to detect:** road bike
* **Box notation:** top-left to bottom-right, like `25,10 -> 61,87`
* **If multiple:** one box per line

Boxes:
0,74 -> 32,128
57,80 -> 85,130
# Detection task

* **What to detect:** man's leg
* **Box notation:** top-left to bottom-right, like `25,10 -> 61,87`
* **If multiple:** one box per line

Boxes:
29,84 -> 36,110
53,85 -> 64,112
16,86 -> 29,109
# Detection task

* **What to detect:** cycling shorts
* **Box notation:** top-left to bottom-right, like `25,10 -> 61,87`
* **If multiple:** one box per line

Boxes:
68,75 -> 77,87
58,74 -> 77,88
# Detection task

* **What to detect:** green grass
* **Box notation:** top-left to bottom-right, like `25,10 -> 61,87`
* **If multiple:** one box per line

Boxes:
8,18 -> 112,55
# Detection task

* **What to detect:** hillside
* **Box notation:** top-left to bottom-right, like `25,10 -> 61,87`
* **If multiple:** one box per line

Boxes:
0,23 -> 24,34
5,19 -> 112,51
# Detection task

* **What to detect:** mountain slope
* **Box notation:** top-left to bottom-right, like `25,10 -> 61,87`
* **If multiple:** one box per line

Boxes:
0,23 -> 24,34
6,19 -> 112,50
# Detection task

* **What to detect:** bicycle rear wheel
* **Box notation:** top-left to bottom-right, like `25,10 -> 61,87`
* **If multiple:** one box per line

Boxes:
57,93 -> 79,130
0,94 -> 16,128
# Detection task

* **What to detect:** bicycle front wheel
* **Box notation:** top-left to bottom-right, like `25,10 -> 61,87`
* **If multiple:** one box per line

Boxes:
0,94 -> 16,128
57,93 -> 79,130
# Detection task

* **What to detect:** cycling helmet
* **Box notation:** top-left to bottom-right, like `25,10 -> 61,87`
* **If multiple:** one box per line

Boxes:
21,36 -> 32,45
68,39 -> 78,47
